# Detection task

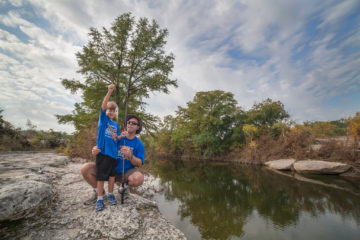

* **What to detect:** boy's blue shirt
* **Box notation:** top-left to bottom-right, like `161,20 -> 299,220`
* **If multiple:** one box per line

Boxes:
116,136 -> 145,174
96,107 -> 120,160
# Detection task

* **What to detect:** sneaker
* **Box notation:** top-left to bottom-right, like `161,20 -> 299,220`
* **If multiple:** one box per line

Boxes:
108,194 -> 117,205
84,190 -> 106,205
95,199 -> 105,211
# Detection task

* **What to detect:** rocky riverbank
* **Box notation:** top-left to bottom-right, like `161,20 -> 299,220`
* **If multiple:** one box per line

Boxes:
0,152 -> 186,239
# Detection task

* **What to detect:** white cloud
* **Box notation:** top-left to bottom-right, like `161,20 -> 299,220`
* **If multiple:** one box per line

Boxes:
319,0 -> 360,28
0,0 -> 359,133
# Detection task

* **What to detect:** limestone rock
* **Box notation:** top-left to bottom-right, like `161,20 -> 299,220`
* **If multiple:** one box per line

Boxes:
265,159 -> 295,170
0,180 -> 53,221
0,152 -> 187,240
293,160 -> 351,174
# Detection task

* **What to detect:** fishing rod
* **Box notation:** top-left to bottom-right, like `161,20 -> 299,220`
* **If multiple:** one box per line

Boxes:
120,119 -> 133,204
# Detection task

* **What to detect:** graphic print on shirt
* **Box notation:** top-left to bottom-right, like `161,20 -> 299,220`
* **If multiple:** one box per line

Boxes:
118,145 -> 134,160
105,123 -> 118,141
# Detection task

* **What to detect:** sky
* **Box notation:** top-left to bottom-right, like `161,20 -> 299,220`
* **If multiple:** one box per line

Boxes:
1,0 -> 359,133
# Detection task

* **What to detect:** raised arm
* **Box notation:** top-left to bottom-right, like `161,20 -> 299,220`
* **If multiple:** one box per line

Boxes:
101,84 -> 115,111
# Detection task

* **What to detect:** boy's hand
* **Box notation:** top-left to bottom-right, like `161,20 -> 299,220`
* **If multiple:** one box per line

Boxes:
118,131 -> 129,140
92,146 -> 101,155
108,84 -> 115,91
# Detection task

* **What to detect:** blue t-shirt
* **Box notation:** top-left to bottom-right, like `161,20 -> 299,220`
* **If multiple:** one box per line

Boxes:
116,136 -> 145,174
96,107 -> 120,159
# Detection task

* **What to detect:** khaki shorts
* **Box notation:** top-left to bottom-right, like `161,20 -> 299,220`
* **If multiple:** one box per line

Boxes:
115,168 -> 140,184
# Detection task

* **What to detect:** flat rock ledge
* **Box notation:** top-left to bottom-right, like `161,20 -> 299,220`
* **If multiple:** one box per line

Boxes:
293,160 -> 351,175
264,159 -> 295,170
0,152 -> 186,240
265,159 -> 351,175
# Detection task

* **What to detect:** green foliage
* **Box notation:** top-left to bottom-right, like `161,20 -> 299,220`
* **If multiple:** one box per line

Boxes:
329,119 -> 347,136
247,98 -> 289,129
148,95 -> 295,157
57,13 -> 177,132
311,121 -> 337,138
29,129 -> 68,149
152,90 -> 241,157
302,119 -> 347,138
270,122 -> 290,138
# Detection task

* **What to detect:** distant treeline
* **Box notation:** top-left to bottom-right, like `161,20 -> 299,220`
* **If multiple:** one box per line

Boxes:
140,91 -> 359,161
0,108 -> 68,151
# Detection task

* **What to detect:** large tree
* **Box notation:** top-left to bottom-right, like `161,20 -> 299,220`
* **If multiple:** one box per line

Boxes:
57,13 -> 177,131
172,90 -> 239,157
246,98 -> 289,129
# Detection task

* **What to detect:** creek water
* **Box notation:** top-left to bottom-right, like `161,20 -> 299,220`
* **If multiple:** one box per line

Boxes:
149,159 -> 360,240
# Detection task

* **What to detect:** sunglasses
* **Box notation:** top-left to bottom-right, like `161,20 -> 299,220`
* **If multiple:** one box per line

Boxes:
127,120 -> 139,126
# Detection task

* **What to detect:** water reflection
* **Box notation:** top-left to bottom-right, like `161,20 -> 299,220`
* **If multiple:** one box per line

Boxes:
150,159 -> 360,240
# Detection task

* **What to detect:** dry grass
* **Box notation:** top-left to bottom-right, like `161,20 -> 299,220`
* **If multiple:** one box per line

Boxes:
230,132 -> 360,166
230,131 -> 315,164
313,139 -> 359,162
65,122 -> 97,161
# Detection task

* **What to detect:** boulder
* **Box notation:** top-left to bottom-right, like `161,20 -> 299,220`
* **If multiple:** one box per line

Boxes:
293,160 -> 351,175
265,159 -> 295,170
0,180 -> 53,221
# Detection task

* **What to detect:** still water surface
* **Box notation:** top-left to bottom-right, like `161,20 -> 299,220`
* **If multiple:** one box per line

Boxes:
149,160 -> 360,240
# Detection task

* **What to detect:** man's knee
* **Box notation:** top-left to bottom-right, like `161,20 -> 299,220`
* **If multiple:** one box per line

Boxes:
128,171 -> 144,187
81,162 -> 95,177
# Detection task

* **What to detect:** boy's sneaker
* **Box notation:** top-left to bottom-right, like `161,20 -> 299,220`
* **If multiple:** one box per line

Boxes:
108,194 -> 117,205
84,190 -> 106,205
95,199 -> 105,211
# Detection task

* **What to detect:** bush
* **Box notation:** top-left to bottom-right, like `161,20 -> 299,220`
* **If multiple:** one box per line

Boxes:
65,121 -> 97,160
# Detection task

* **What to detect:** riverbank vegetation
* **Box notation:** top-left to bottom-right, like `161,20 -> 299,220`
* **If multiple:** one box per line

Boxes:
0,108 -> 68,151
142,92 -> 359,165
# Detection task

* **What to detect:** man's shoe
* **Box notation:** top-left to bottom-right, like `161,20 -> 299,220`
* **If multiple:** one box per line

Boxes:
84,190 -> 106,205
95,199 -> 105,211
108,194 -> 117,205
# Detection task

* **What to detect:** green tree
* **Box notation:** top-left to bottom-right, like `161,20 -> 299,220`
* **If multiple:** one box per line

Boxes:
311,121 -> 337,138
57,13 -> 177,131
172,90 -> 239,157
247,98 -> 289,130
329,119 -> 347,136
153,115 -> 178,153
270,122 -> 290,138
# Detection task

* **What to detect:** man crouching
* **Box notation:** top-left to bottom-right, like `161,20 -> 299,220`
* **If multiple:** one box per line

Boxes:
81,114 -> 145,205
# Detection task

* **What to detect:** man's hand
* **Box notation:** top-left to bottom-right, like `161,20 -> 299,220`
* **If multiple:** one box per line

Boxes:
120,146 -> 133,160
108,84 -> 115,91
92,146 -> 101,156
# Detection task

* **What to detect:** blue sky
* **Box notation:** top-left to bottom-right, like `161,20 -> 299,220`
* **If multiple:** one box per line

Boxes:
0,0 -> 359,133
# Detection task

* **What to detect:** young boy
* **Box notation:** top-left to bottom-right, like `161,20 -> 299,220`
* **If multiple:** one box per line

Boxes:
95,83 -> 120,211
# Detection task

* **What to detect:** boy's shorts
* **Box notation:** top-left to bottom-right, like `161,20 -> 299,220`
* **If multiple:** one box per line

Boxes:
115,168 -> 139,184
96,153 -> 117,181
